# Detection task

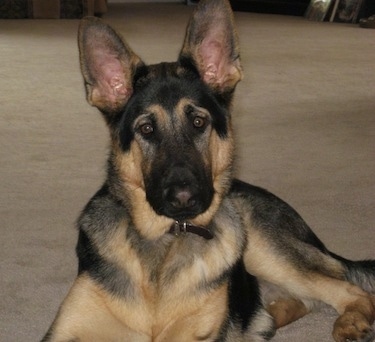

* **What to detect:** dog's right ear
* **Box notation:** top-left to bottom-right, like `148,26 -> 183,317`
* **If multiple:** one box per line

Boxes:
78,17 -> 143,116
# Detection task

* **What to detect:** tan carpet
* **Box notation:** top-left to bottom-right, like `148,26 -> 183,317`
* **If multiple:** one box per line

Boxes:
0,3 -> 374,341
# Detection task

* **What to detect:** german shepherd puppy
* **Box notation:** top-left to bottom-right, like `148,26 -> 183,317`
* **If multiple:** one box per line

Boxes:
42,0 -> 375,341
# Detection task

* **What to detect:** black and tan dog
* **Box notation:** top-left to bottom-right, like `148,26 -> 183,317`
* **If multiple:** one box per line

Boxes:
42,0 -> 375,341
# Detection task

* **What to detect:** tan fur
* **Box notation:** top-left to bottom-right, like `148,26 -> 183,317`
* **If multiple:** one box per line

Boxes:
46,275 -> 151,341
192,123 -> 234,228
115,134 -> 174,240
334,296 -> 375,342
153,284 -> 228,341
267,298 -> 310,328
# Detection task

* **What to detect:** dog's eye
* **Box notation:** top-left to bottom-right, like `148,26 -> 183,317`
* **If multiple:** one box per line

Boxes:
193,116 -> 206,129
139,123 -> 154,136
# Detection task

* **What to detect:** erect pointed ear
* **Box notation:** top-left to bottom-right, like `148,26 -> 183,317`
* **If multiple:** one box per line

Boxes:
78,17 -> 143,115
179,0 -> 242,95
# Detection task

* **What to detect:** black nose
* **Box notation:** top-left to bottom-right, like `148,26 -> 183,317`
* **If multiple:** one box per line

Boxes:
168,186 -> 197,209
161,165 -> 203,218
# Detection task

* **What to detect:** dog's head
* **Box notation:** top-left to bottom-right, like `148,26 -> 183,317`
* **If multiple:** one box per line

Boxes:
78,0 -> 242,238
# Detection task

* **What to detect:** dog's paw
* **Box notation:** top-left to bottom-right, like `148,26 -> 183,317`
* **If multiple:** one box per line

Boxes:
333,311 -> 375,342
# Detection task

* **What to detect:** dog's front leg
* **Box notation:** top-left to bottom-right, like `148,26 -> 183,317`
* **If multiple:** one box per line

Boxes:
41,274 -> 151,342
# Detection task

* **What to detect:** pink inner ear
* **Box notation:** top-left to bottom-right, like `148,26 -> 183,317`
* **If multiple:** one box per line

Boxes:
200,38 -> 231,86
91,52 -> 130,105
109,75 -> 127,96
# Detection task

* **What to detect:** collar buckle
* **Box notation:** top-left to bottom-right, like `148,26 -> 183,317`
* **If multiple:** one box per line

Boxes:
172,221 -> 187,236
169,221 -> 214,240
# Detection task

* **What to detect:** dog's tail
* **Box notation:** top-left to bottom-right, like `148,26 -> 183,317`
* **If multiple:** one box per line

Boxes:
331,253 -> 375,294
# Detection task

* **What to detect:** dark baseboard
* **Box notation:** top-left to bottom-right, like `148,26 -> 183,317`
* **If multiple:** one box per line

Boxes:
229,0 -> 310,16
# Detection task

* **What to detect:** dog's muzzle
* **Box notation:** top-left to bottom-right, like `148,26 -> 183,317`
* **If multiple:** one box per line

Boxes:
146,163 -> 214,221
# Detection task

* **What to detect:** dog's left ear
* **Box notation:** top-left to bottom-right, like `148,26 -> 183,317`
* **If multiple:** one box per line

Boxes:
179,0 -> 242,95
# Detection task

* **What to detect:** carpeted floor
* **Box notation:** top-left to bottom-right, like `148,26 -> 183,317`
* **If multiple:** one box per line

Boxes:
0,3 -> 374,341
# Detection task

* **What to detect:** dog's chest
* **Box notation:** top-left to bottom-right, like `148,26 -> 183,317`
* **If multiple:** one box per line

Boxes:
110,228 -> 238,335
98,233 -> 229,340
93,198 -> 246,338
132,233 -> 225,299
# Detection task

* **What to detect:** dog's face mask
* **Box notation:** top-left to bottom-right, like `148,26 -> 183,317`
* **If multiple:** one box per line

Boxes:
78,0 -> 242,227
119,63 -> 231,221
